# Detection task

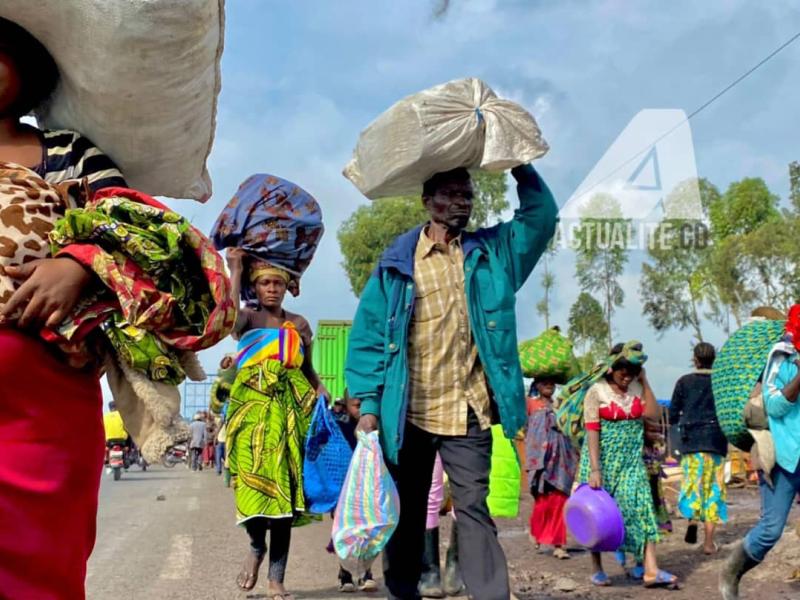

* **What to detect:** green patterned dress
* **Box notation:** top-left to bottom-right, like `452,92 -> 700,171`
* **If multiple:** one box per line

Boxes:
226,324 -> 315,523
579,381 -> 660,561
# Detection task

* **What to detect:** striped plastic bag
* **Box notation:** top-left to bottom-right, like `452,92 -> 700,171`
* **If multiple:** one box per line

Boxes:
332,431 -> 400,571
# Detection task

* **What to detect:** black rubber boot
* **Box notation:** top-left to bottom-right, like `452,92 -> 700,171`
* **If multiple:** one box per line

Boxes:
719,541 -> 760,600
418,528 -> 444,599
443,525 -> 466,596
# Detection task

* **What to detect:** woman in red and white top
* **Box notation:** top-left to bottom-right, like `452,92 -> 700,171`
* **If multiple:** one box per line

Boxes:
579,342 -> 679,590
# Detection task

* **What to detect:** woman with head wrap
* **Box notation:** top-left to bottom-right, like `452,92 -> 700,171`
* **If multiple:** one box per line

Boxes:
579,342 -> 679,590
0,17 -> 234,598
225,249 -> 325,598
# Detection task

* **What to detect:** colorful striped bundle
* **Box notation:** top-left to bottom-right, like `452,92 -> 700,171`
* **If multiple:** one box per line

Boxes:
332,431 -> 400,565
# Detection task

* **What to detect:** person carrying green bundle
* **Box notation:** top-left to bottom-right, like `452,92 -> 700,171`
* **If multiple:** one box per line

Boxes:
569,342 -> 679,589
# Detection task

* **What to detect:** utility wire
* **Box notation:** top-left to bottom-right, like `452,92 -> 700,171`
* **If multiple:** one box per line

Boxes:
576,29 -> 800,196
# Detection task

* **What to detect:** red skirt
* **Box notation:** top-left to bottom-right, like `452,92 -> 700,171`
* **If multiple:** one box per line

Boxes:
0,329 -> 104,599
530,489 -> 569,546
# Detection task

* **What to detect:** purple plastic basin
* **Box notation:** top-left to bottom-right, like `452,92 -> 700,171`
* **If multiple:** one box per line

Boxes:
564,484 -> 625,552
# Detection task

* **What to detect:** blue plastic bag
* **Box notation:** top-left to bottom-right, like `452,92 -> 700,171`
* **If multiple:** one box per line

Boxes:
303,397 -> 353,514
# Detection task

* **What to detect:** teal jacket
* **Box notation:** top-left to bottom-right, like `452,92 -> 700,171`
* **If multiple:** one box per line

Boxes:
345,164 -> 558,464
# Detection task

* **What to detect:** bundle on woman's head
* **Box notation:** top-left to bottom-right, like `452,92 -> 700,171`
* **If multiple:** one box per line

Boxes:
210,173 -> 324,301
608,340 -> 647,374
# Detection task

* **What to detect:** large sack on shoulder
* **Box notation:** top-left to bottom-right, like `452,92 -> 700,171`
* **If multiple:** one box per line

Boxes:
0,1 -> 224,201
519,327 -> 580,383
343,77 -> 548,199
712,319 -> 785,451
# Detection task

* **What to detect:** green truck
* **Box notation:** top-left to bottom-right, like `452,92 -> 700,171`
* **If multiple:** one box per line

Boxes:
312,320 -> 352,401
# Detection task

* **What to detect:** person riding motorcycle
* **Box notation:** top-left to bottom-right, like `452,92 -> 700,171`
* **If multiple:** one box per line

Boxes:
103,402 -> 130,464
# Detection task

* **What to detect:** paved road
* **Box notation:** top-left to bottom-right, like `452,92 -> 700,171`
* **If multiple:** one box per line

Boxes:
87,464 -> 369,600
88,464 -> 800,600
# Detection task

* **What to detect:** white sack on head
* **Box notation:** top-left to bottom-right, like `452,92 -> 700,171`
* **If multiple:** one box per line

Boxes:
343,77 -> 548,200
0,0 -> 225,201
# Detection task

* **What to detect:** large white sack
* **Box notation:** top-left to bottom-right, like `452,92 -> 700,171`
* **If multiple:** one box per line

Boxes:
343,78 -> 548,200
0,1 -> 225,201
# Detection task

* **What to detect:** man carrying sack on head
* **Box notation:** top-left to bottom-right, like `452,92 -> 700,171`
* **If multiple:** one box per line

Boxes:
346,163 -> 558,600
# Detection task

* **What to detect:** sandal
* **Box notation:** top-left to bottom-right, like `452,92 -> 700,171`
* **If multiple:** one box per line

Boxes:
236,550 -> 265,591
684,524 -> 698,545
627,565 -> 645,581
614,550 -> 627,566
591,572 -> 612,587
553,547 -> 570,560
643,569 -> 680,590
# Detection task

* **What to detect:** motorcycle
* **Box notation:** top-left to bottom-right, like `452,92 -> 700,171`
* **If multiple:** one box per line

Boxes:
106,442 -> 126,481
127,444 -> 148,472
162,443 -> 188,468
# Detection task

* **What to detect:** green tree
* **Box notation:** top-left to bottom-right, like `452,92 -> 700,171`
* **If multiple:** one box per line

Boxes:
789,161 -> 800,214
535,242 -> 557,329
573,193 -> 631,347
708,177 -> 780,241
720,215 -> 800,312
568,291 -> 609,370
706,177 -> 783,326
640,178 -> 718,341
338,171 -> 509,296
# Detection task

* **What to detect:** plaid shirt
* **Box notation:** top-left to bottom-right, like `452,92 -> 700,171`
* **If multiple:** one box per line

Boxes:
406,228 -> 492,436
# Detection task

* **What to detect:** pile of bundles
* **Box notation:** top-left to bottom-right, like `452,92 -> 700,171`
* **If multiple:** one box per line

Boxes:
518,327 -> 581,384
343,77 -> 549,199
211,174 -> 325,299
0,0 -> 224,201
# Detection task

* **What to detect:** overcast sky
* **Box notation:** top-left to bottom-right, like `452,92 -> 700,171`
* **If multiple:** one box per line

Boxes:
155,0 -> 800,402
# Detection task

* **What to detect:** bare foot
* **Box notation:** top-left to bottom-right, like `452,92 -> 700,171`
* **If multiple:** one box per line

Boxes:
704,542 -> 719,555
236,550 -> 265,591
268,581 -> 292,600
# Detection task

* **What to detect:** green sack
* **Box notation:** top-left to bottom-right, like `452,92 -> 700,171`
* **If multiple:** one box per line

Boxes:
518,328 -> 579,383
487,425 -> 521,519
712,319 -> 785,451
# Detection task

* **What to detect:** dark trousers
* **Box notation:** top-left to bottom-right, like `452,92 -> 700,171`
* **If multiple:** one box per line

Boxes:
244,517 -> 292,583
190,447 -> 203,471
383,413 -> 510,600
